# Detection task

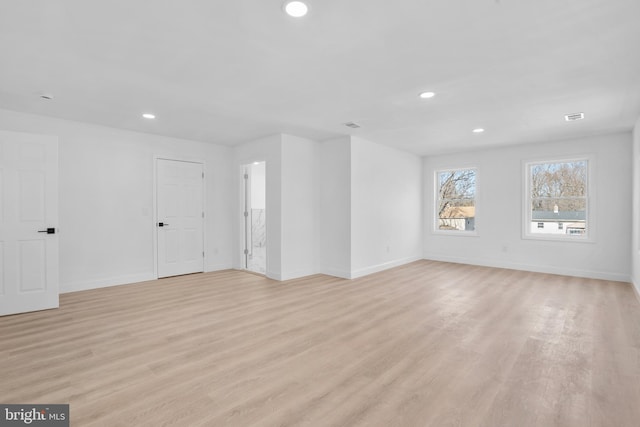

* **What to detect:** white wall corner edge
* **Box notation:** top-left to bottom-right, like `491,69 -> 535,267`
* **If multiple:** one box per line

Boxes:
266,270 -> 282,281
632,275 -> 640,306
423,253 -> 631,283
61,273 -> 157,294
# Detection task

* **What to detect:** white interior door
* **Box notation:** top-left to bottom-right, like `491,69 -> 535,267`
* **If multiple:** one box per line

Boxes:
0,130 -> 59,316
157,159 -> 204,278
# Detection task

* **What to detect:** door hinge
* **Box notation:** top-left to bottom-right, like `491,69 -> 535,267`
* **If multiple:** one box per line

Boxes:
244,173 -> 249,180
244,249 -> 249,255
202,212 -> 204,218
203,251 -> 205,257
244,211 -> 248,217
202,172 -> 204,179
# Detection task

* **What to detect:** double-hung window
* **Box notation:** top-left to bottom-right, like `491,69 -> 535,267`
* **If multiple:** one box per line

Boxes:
525,158 -> 589,240
436,168 -> 476,233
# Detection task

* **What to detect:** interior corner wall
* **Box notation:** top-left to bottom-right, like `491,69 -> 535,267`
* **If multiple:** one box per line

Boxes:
632,117 -> 640,298
0,108 -> 234,293
234,134 -> 283,280
423,132 -> 632,282
281,134 -> 319,280
350,137 -> 423,278
319,136 -> 352,278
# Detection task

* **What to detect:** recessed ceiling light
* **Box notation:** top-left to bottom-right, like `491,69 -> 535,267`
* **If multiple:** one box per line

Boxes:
284,1 -> 308,17
419,91 -> 435,99
472,128 -> 485,133
142,113 -> 156,119
565,112 -> 585,121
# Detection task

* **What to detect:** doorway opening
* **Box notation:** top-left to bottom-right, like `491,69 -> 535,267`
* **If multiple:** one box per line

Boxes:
243,161 -> 266,274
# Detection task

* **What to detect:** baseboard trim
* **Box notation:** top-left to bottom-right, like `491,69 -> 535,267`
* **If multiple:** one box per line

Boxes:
350,255 -> 423,280
280,269 -> 320,281
61,273 -> 156,294
205,263 -> 234,273
319,256 -> 422,280
423,253 -> 630,283
319,267 -> 352,279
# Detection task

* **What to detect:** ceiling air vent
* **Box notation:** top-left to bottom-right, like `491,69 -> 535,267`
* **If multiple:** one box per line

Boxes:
344,122 -> 361,129
564,112 -> 585,122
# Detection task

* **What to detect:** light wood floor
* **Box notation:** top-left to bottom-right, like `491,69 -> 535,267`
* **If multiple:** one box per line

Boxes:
1,260 -> 639,426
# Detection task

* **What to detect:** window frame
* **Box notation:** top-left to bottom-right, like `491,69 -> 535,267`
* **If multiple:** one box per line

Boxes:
433,167 -> 478,236
522,155 -> 594,242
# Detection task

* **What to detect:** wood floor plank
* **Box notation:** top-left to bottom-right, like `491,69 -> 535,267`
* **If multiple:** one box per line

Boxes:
1,261 -> 639,426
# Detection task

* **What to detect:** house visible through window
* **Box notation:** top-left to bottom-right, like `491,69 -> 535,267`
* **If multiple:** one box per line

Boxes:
526,159 -> 588,239
436,168 -> 476,232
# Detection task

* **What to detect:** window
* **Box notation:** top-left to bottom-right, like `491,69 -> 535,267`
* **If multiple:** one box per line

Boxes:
436,168 -> 476,232
525,158 -> 589,239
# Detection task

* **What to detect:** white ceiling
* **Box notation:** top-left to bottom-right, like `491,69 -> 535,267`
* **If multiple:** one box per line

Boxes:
0,0 -> 639,156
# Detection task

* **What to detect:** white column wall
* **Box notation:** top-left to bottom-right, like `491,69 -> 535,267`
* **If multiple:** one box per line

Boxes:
318,136 -> 352,278
350,137 -> 423,278
281,134 -> 319,280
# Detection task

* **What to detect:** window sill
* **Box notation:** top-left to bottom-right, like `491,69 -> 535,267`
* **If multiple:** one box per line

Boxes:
522,233 -> 594,243
432,230 -> 478,237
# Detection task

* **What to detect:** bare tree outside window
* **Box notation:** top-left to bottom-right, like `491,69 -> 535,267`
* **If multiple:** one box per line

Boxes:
528,159 -> 588,237
437,168 -> 476,231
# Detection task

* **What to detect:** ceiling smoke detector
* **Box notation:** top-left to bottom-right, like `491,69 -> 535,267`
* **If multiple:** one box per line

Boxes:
344,122 -> 361,129
565,112 -> 585,122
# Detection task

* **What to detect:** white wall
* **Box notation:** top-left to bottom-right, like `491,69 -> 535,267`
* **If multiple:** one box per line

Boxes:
350,137 -> 422,278
424,132 -> 632,281
318,137 -> 352,278
317,136 -> 422,279
632,117 -> 640,296
234,134 -> 282,279
0,108 -> 234,293
281,134 -> 319,280
234,133 -> 325,281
